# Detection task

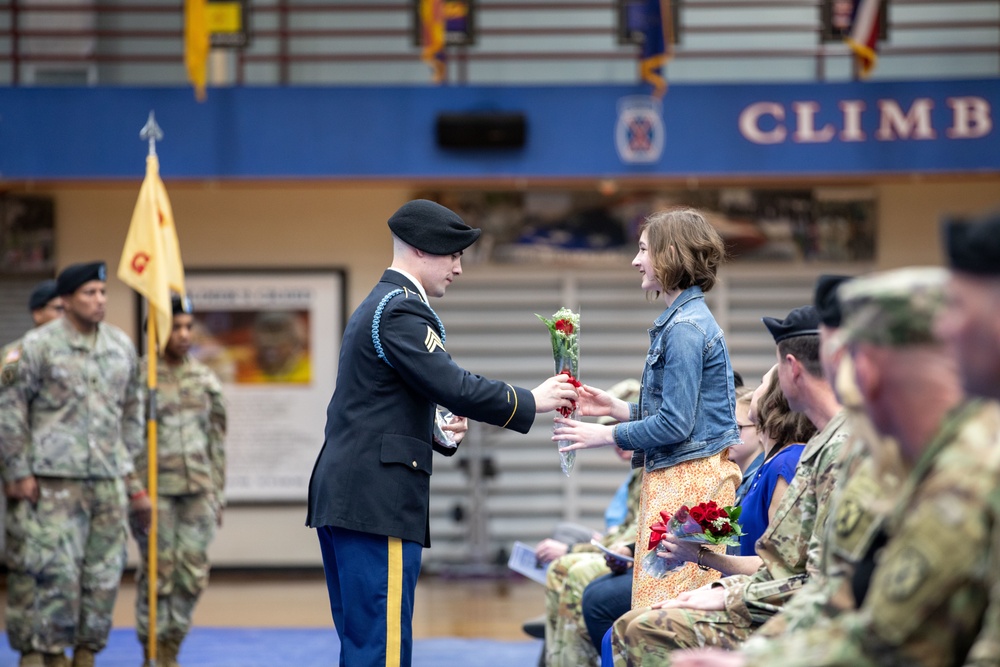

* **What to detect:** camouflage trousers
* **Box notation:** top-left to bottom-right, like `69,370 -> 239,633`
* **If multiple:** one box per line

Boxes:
544,552 -> 611,667
5,477 -> 128,654
611,606 -> 757,667
133,492 -> 217,644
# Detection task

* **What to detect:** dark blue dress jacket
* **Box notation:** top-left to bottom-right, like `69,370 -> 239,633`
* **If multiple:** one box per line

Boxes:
306,270 -> 536,547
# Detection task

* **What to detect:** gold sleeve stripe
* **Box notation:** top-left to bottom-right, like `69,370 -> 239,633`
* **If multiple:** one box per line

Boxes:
501,383 -> 518,429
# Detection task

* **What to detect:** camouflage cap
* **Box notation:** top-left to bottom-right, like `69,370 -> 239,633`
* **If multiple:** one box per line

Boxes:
838,267 -> 948,348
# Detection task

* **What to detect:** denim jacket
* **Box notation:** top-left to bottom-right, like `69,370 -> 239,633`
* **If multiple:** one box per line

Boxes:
613,285 -> 740,472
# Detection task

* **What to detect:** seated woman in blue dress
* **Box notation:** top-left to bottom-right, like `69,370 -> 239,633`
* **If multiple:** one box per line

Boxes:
656,365 -> 816,575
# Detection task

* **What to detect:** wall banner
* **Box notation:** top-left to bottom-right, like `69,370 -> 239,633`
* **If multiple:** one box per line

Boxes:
0,78 -> 996,179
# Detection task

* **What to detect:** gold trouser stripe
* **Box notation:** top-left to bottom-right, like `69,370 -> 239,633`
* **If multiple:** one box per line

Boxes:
501,383 -> 518,428
386,536 -> 403,667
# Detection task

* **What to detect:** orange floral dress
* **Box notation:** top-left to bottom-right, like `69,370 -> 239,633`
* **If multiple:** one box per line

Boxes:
631,452 -> 742,608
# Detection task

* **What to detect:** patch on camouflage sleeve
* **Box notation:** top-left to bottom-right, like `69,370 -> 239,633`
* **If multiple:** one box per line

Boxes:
425,326 -> 446,353
882,546 -> 930,601
835,497 -> 864,536
4,347 -> 20,364
1,364 -> 17,386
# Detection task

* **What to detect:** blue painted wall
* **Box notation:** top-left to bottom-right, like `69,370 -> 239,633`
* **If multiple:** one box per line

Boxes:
1,79 -> 996,180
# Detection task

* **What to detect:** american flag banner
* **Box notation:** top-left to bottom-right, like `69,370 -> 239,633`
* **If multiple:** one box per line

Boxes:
846,0 -> 885,78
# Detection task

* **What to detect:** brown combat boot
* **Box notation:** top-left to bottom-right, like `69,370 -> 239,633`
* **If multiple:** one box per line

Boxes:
71,648 -> 95,667
43,654 -> 70,667
158,637 -> 182,667
19,653 -> 45,667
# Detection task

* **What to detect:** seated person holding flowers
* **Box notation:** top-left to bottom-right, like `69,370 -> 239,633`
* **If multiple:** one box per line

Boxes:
657,365 -> 816,577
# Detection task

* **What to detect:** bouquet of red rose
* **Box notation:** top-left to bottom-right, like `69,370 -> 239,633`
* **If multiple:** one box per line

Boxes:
537,307 -> 581,475
641,502 -> 743,578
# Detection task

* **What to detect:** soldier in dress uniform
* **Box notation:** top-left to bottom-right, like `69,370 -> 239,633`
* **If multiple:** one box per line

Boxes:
672,266 -> 1000,667
305,200 -> 579,667
609,303 -> 850,667
937,210 -> 1000,667
1,261 -> 151,667
132,296 -> 227,667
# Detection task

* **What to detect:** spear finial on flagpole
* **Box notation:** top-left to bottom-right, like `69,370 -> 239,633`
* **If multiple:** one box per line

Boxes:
140,111 -> 164,157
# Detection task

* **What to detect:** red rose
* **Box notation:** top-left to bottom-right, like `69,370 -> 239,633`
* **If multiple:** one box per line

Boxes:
713,521 -> 732,536
689,507 -> 706,523
555,319 -> 574,334
707,508 -> 720,521
705,501 -> 718,510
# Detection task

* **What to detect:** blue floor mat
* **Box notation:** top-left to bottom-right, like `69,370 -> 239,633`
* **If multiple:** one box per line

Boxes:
0,627 -> 543,667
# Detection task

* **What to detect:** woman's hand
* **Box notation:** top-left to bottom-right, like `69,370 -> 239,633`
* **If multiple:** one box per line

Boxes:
553,417 -> 616,452
656,534 -> 701,568
604,543 -> 634,575
576,384 -> 614,417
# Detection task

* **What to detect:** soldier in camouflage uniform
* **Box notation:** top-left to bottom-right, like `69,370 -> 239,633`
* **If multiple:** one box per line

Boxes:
672,266 -> 1000,667
1,279 -> 64,481
545,463 -> 642,667
741,273 -> 899,643
1,262 -> 151,667
610,304 -> 850,667
937,211 -> 1000,667
0,279 -> 63,372
132,296 -> 227,667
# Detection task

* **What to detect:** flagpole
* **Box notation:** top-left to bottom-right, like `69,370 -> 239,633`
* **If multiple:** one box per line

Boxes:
146,308 -> 159,667
140,110 -> 162,667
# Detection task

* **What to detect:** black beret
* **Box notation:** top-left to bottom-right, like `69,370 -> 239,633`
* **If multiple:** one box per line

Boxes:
388,199 -> 481,255
943,211 -> 1000,276
56,261 -> 107,296
28,279 -> 59,311
762,305 -> 820,343
813,274 -> 852,328
171,294 -> 193,315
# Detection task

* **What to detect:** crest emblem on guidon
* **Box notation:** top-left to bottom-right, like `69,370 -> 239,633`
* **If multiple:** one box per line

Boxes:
425,326 -> 446,353
615,95 -> 665,165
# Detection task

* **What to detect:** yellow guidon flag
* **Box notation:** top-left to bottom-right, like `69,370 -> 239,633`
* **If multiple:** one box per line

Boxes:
420,0 -> 446,83
118,153 -> 187,353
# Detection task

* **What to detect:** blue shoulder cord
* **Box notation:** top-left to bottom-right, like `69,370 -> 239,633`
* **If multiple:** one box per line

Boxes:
372,288 -> 446,368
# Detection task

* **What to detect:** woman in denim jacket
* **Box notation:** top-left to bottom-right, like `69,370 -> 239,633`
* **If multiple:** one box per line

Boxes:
554,208 -> 743,609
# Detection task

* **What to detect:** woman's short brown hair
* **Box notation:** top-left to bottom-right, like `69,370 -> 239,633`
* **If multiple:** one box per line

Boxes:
756,369 -> 816,454
642,207 -> 726,294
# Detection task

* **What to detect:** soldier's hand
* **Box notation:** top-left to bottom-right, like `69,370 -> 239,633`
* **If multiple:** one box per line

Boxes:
534,538 -> 569,564
442,415 -> 469,445
652,585 -> 726,611
531,374 -> 579,414
129,492 -> 153,534
672,648 -> 746,667
5,475 -> 39,503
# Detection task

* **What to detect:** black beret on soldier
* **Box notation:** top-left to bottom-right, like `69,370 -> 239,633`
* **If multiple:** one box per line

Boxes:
762,305 -> 820,343
171,295 -> 193,315
943,211 -> 1000,276
28,279 -> 59,311
814,274 -> 852,328
56,261 -> 107,296
388,199 -> 482,255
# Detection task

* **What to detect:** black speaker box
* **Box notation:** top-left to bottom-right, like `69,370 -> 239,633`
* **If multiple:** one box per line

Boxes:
436,112 -> 527,149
